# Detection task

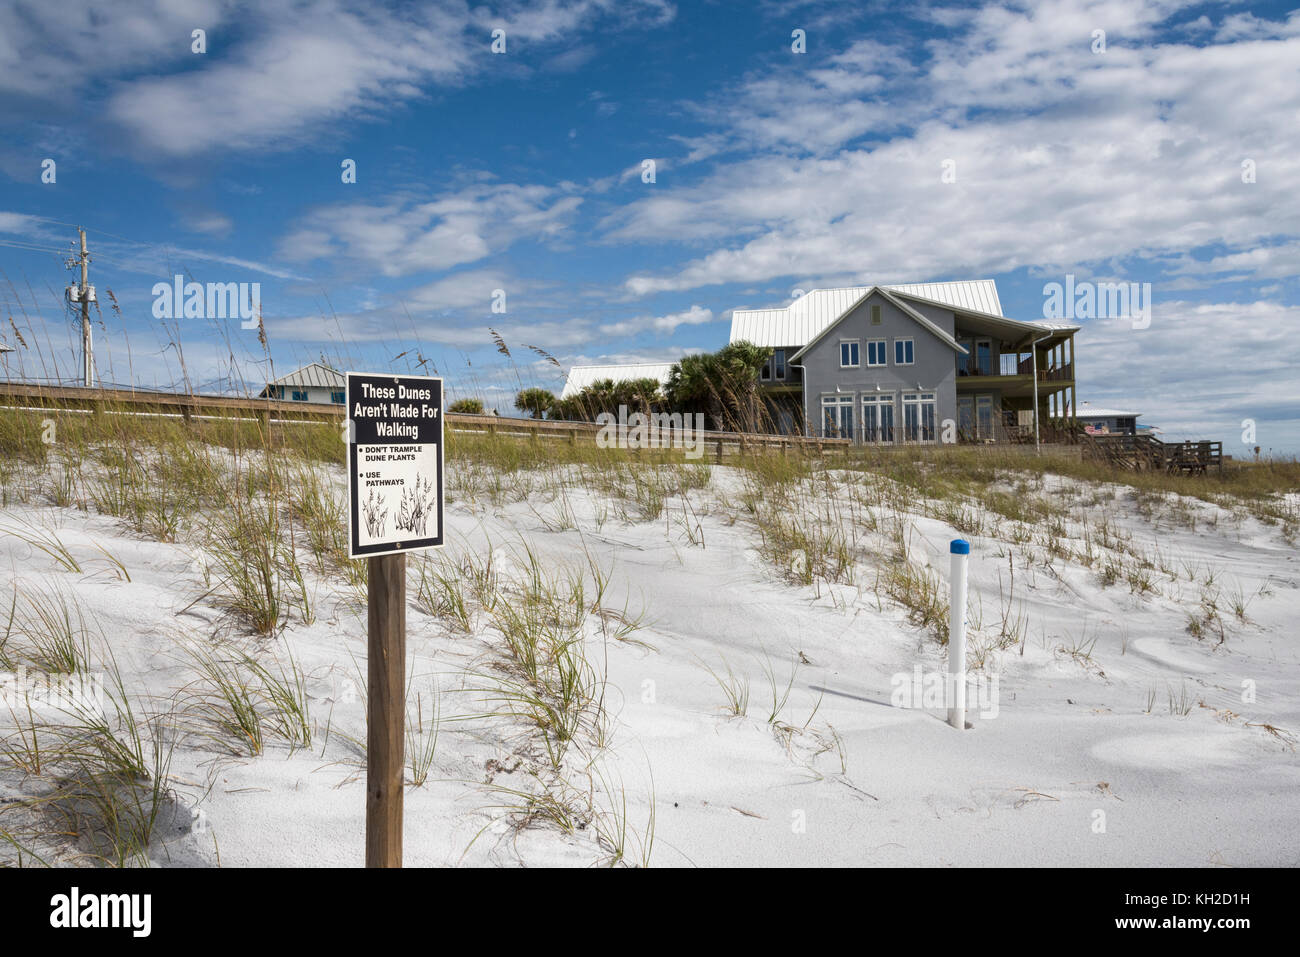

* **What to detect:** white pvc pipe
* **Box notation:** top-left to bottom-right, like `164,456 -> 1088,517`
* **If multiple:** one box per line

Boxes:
949,539 -> 970,730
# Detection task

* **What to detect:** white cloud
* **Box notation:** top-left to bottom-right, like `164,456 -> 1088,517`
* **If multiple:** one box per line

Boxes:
600,304 -> 715,336
403,270 -> 514,311
1214,11 -> 1300,42
1076,299 -> 1300,450
108,2 -> 473,158
0,0 -> 231,97
278,181 -> 582,277
0,212 -> 43,235
2,0 -> 677,159
616,1 -> 1300,297
269,309 -> 594,350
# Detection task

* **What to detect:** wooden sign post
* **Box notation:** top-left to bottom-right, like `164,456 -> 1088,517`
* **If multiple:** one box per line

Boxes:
345,372 -> 444,868
366,551 -> 405,867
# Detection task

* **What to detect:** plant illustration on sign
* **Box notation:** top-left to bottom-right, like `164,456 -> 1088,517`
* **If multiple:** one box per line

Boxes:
362,487 -> 388,538
394,474 -> 434,536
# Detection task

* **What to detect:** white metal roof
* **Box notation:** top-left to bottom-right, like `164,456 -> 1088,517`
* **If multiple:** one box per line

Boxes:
730,280 -> 1012,347
265,362 -> 344,389
886,280 -> 1003,317
0,341 -> 12,353
790,287 -> 966,361
561,362 -> 674,399
1076,405 -> 1142,419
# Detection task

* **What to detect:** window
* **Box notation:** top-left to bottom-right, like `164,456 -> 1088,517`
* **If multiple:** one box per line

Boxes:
866,339 -> 888,367
902,392 -> 937,442
840,341 -> 860,368
957,396 -> 974,438
861,394 -> 895,443
870,304 -> 882,325
975,339 -> 993,376
291,390 -> 308,402
331,391 -> 345,404
894,338 -> 915,365
977,394 -> 995,439
822,395 -> 854,439
762,349 -> 787,382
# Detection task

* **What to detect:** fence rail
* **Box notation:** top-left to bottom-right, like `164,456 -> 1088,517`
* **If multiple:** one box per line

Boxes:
0,382 -> 851,460
0,382 -> 1222,472
1081,432 -> 1222,473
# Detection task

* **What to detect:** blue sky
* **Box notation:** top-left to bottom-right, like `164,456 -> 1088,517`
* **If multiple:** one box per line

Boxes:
1,0 -> 1298,453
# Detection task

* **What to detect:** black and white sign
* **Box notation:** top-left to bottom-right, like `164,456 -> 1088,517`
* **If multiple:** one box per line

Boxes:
345,372 -> 444,558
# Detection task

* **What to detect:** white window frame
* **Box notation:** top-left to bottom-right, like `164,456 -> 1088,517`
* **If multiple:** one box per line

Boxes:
773,348 -> 786,381
821,394 -> 855,439
866,338 -> 888,367
894,337 -> 915,366
902,392 -> 937,443
861,393 -> 895,444
840,340 -> 861,369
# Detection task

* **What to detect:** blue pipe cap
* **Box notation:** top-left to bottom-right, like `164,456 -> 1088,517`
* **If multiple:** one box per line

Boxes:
950,539 -> 971,555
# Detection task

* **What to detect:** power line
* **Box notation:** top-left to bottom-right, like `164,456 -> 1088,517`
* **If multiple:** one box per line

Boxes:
0,238 -> 70,255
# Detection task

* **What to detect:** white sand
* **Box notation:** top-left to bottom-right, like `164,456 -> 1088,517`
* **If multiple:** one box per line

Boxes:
2,461 -> 1297,866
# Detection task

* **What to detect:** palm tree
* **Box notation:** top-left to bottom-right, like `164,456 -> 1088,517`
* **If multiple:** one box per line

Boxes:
666,341 -> 770,431
713,341 -> 770,432
514,387 -> 555,418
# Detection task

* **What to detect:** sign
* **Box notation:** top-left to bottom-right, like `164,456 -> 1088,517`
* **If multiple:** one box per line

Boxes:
345,372 -> 444,558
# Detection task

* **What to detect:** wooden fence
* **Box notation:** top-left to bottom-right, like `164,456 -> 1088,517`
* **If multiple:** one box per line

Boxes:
0,382 -> 850,461
0,381 -> 1223,472
1081,432 -> 1223,474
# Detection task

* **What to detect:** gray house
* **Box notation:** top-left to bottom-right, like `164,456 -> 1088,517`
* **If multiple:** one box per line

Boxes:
259,363 -> 345,404
731,281 -> 1080,443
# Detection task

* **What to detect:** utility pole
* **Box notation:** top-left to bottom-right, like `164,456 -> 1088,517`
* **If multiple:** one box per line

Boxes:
65,228 -> 95,387
79,229 -> 92,387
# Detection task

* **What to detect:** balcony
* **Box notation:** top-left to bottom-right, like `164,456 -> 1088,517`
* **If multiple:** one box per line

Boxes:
956,356 -> 1073,396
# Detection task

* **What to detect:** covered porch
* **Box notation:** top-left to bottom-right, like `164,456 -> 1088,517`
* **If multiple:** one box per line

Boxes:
953,311 -> 1078,442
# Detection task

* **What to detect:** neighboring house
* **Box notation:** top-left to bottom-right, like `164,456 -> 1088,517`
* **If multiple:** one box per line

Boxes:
1077,403 -> 1142,436
560,361 -> 674,399
730,280 -> 1079,443
259,363 -> 345,404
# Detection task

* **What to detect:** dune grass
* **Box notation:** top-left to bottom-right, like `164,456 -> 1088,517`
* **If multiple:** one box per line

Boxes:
2,396 -> 1295,866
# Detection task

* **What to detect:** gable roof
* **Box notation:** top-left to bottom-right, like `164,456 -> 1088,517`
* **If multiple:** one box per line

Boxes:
561,361 -> 674,399
789,286 -> 967,362
885,287 -> 1078,345
730,280 -> 1004,348
261,362 -> 343,393
733,279 -> 1079,358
